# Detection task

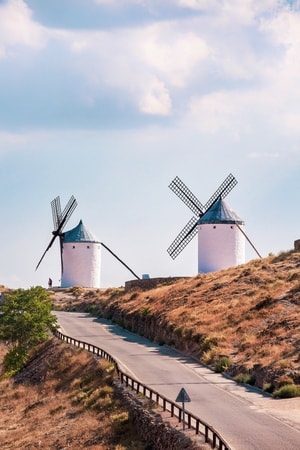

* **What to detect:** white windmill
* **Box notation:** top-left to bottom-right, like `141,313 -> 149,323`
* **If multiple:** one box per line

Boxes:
36,195 -> 140,288
60,219 -> 101,288
167,174 -> 261,273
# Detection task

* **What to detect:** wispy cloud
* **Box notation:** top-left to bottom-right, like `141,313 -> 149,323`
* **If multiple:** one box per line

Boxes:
0,0 -> 46,57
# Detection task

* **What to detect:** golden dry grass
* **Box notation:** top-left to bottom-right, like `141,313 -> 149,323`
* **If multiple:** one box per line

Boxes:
51,251 -> 300,391
0,339 -> 145,449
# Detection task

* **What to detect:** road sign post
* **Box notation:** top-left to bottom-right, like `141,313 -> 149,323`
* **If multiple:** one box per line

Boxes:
175,387 -> 191,430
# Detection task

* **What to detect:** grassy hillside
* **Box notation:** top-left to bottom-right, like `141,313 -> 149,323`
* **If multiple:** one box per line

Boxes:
0,339 -> 146,449
52,250 -> 300,396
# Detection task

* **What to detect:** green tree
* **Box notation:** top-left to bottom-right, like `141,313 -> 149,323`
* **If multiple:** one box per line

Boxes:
0,286 -> 58,375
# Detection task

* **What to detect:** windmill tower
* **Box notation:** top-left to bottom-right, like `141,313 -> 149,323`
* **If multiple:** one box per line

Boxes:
36,195 -> 101,288
197,197 -> 245,272
167,174 -> 259,273
61,220 -> 101,288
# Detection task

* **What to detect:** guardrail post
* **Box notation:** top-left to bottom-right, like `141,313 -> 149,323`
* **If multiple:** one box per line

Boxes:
205,426 -> 209,442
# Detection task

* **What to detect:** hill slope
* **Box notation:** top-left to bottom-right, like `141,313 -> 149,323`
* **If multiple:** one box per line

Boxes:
52,251 -> 300,394
0,339 -> 146,449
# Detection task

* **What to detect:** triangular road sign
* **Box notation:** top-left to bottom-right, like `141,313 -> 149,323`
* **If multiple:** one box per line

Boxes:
176,387 -> 191,403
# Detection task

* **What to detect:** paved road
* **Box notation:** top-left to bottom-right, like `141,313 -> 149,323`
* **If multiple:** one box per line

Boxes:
55,311 -> 300,450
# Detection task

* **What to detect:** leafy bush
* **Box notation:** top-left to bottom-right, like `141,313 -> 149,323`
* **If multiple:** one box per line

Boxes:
235,372 -> 256,385
215,356 -> 232,373
2,346 -> 28,376
0,286 -> 57,375
273,384 -> 300,398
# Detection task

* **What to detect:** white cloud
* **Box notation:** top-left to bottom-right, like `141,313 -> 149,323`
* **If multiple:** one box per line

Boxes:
51,21 -> 211,115
260,7 -> 300,79
184,87 -> 279,135
219,0 -> 279,25
138,77 -> 172,115
0,0 -> 46,58
70,40 -> 88,54
282,114 -> 300,134
93,0 -> 145,4
177,0 -> 219,11
139,25 -> 211,87
186,90 -> 239,133
178,0 -> 278,20
1,0 -> 300,129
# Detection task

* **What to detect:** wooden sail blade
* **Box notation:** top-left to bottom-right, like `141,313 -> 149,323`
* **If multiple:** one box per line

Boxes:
51,196 -> 62,230
57,196 -> 78,233
167,216 -> 198,259
204,173 -> 237,212
169,176 -> 205,216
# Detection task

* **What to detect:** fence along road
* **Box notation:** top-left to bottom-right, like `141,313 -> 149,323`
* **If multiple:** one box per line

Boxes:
54,311 -> 300,450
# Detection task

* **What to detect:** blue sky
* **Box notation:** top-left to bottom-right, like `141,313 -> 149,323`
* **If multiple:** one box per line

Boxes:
1,0 -> 300,289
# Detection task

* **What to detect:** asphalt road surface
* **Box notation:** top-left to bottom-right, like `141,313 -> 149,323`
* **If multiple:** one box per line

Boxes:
55,311 -> 300,450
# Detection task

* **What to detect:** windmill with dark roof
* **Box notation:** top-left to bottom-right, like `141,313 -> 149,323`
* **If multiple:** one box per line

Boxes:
36,196 -> 140,288
35,195 -> 101,288
167,174 -> 261,273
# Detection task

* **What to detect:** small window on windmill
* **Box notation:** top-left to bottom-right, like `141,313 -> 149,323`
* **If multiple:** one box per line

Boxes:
72,245 -> 75,249
213,225 -> 216,229
87,245 -> 90,249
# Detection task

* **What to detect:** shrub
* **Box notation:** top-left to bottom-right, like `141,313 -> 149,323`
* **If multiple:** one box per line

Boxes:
2,346 -> 28,376
215,356 -> 232,373
140,306 -> 151,316
70,286 -> 83,299
235,372 -> 256,385
273,384 -> 300,398
0,287 -> 57,375
201,335 -> 219,352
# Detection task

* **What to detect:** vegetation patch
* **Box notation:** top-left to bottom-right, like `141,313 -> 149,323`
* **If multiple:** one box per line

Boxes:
49,250 -> 300,394
273,384 -> 300,399
0,340 -> 146,449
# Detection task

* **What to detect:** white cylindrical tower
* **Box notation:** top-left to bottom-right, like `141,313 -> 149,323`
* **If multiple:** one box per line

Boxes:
198,198 -> 245,273
61,220 -> 101,288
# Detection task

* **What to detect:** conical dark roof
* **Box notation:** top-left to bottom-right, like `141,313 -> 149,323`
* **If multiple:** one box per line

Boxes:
63,220 -> 100,243
198,198 -> 244,225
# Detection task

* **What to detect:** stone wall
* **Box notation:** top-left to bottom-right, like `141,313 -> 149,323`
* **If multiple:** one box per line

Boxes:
125,276 -> 189,291
114,381 -> 208,450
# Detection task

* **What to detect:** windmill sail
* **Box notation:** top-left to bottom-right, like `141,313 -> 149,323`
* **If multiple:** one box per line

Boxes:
35,195 -> 77,271
167,217 -> 198,259
169,176 -> 204,216
204,173 -> 237,211
167,174 -> 238,259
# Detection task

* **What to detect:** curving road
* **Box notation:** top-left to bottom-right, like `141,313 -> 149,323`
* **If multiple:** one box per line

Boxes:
55,311 -> 300,450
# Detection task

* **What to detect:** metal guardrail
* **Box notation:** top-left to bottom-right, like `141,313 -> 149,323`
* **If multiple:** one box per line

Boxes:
54,329 -> 231,450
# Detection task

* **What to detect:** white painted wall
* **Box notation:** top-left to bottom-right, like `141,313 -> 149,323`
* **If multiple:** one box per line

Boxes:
198,223 -> 245,273
61,242 -> 101,288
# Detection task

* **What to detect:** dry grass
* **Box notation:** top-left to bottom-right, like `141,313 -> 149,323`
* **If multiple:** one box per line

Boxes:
0,339 -> 145,449
51,250 -> 300,392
